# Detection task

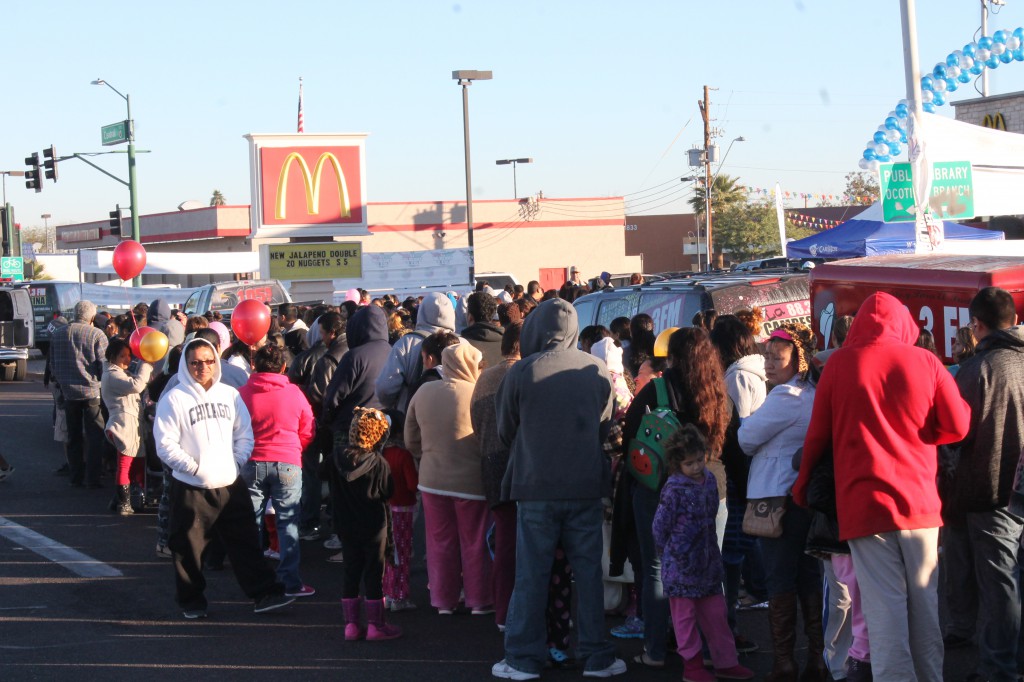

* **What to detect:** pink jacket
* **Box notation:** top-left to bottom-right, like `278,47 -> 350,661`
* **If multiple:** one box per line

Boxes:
239,372 -> 315,466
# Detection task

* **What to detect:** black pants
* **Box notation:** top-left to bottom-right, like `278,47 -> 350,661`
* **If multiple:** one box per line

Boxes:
64,398 -> 105,486
168,476 -> 282,610
341,528 -> 387,600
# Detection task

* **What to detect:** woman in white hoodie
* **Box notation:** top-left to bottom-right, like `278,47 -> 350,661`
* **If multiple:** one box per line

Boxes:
710,315 -> 767,420
154,338 -> 291,620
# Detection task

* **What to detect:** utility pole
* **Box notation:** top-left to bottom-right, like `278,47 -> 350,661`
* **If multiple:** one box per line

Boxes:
698,85 -> 713,270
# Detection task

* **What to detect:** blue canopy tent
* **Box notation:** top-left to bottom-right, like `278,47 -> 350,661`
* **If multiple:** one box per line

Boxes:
785,202 -> 1003,259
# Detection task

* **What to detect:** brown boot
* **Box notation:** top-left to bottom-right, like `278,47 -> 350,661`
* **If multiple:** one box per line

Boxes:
766,592 -> 799,682
798,589 -> 829,682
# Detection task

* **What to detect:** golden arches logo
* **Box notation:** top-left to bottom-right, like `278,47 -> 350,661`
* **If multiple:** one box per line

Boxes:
982,113 -> 1007,131
275,152 -> 352,220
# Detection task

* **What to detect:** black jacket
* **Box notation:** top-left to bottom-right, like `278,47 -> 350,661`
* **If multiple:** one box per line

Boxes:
309,335 -> 349,413
325,306 -> 391,435
461,322 -> 504,370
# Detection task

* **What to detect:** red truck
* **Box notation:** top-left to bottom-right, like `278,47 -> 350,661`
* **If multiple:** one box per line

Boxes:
810,254 -> 1024,363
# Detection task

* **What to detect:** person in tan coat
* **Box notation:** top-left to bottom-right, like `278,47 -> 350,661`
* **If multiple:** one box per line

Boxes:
405,342 -> 492,615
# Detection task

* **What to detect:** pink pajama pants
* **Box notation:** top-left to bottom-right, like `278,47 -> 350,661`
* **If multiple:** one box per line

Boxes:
383,505 -> 414,601
421,491 -> 493,610
670,593 -> 739,668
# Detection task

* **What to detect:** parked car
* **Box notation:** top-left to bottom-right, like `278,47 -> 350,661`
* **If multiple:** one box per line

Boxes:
0,283 -> 35,381
572,269 -> 811,337
182,280 -> 291,322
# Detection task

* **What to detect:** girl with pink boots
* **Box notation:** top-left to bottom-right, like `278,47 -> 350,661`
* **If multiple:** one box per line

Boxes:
335,407 -> 401,641
652,425 -> 753,682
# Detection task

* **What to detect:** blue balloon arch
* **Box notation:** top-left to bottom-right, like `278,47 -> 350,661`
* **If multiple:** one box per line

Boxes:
861,27 -> 1024,170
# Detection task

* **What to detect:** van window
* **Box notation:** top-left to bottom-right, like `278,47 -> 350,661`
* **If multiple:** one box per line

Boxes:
596,293 -> 639,329
637,292 -> 702,334
573,298 -> 597,329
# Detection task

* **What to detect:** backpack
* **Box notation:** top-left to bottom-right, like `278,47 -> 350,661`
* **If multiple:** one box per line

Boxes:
626,377 -> 682,491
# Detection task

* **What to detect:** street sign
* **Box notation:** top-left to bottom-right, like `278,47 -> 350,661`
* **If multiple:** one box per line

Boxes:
1,256 -> 24,281
101,120 -> 130,146
880,161 -> 974,223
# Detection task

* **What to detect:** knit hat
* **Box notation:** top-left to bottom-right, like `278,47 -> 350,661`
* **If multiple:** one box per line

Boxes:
348,407 -> 390,451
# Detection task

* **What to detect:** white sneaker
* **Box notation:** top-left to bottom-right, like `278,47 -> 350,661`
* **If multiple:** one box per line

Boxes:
491,660 -> 539,680
583,658 -> 627,677
323,534 -> 342,549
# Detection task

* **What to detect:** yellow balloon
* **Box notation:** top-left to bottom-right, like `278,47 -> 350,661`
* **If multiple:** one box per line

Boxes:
139,330 -> 169,363
653,327 -> 679,358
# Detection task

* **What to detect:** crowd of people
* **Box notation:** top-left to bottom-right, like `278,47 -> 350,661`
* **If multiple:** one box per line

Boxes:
36,275 -> 1024,682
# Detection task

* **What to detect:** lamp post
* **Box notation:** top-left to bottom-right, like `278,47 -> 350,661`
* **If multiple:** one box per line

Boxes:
91,78 -> 141,285
453,70 -> 492,285
41,213 -> 51,253
495,157 -> 532,198
0,171 -> 25,206
704,136 -> 745,270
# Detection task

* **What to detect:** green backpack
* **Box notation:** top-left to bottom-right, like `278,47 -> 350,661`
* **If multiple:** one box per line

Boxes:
626,377 -> 682,491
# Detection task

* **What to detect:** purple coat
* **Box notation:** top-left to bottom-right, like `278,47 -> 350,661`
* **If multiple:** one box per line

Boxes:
652,470 -> 724,599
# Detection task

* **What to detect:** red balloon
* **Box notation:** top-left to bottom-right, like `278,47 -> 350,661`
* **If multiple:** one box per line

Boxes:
129,325 -> 157,359
231,299 -> 271,346
112,240 -> 147,281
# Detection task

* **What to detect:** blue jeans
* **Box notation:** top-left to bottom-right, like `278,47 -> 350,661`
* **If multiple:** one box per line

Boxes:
242,461 -> 303,592
633,484 -> 670,662
944,507 -> 1024,682
504,499 -> 616,674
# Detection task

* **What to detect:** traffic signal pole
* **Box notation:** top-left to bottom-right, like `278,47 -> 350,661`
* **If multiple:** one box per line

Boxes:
126,93 -> 140,286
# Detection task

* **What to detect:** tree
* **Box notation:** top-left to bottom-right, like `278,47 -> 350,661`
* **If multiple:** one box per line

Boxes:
842,172 -> 878,205
688,173 -> 746,216
210,190 -> 226,206
713,200 -> 815,263
30,260 -> 51,280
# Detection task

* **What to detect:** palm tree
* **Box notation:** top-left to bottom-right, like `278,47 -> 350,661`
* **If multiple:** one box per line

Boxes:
210,190 -> 226,207
687,173 -> 746,216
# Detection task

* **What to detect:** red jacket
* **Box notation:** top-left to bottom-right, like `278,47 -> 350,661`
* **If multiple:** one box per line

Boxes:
793,292 -> 970,540
239,372 -> 315,466
383,445 -> 419,507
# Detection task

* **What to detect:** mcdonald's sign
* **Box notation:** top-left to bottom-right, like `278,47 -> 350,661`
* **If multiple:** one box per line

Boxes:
246,133 -> 368,239
982,112 -> 1008,131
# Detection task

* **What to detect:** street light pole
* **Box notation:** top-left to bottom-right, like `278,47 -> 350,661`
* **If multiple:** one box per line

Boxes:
0,171 -> 25,207
495,157 -> 533,198
680,175 -> 700,271
453,70 -> 492,286
92,78 -> 141,286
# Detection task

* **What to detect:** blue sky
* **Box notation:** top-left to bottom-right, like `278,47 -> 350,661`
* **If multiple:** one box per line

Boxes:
5,0 -> 1024,229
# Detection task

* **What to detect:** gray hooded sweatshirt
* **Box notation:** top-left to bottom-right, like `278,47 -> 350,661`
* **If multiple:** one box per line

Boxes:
374,292 -> 456,414
495,298 -> 614,501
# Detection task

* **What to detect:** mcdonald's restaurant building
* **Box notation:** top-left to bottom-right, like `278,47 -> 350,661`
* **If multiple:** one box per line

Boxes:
55,198 -> 642,296
951,90 -> 1023,132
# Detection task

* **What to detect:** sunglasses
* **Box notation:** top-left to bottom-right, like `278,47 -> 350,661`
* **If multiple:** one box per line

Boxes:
189,359 -> 216,368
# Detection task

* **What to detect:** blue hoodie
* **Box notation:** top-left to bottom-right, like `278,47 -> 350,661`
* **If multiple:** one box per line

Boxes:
325,305 -> 391,434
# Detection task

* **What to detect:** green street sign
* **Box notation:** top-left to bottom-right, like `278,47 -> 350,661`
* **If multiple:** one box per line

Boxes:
101,120 -> 130,146
879,161 -> 974,223
1,256 -> 24,281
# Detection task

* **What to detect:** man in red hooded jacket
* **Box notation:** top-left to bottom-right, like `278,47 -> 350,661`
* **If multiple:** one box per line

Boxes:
793,292 -> 970,682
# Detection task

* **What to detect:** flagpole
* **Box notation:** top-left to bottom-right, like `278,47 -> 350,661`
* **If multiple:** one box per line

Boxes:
298,77 -> 304,133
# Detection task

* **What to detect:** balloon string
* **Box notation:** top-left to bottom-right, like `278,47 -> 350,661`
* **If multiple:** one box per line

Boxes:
121,281 -> 140,333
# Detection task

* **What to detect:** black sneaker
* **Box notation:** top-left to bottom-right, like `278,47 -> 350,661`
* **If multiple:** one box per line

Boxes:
254,592 -> 294,614
299,526 -> 321,541
734,634 -> 758,653
182,608 -> 208,620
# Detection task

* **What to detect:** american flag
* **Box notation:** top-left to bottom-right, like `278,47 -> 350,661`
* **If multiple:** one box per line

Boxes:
297,77 -> 304,133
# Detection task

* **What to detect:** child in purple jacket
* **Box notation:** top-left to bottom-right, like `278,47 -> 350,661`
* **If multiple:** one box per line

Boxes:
652,425 -> 753,682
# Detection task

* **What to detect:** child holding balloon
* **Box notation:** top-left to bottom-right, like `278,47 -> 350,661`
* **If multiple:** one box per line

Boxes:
102,334 -> 164,514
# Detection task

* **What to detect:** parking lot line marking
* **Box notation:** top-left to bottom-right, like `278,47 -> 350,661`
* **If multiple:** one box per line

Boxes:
0,516 -> 122,578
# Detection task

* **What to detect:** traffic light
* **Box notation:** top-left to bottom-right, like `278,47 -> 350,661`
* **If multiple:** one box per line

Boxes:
43,145 -> 57,182
109,205 -> 122,237
24,152 -> 41,193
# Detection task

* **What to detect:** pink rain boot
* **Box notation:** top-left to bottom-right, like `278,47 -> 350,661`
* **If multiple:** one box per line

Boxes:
342,598 -> 365,641
364,599 -> 402,640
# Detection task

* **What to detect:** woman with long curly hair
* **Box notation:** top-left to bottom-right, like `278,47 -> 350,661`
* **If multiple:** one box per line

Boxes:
738,322 -> 825,682
621,326 -> 730,668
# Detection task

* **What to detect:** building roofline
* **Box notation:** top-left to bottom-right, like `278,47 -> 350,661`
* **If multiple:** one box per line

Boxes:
950,89 -> 1024,106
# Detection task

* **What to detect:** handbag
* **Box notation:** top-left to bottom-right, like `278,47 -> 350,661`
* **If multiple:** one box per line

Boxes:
742,496 -> 788,538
